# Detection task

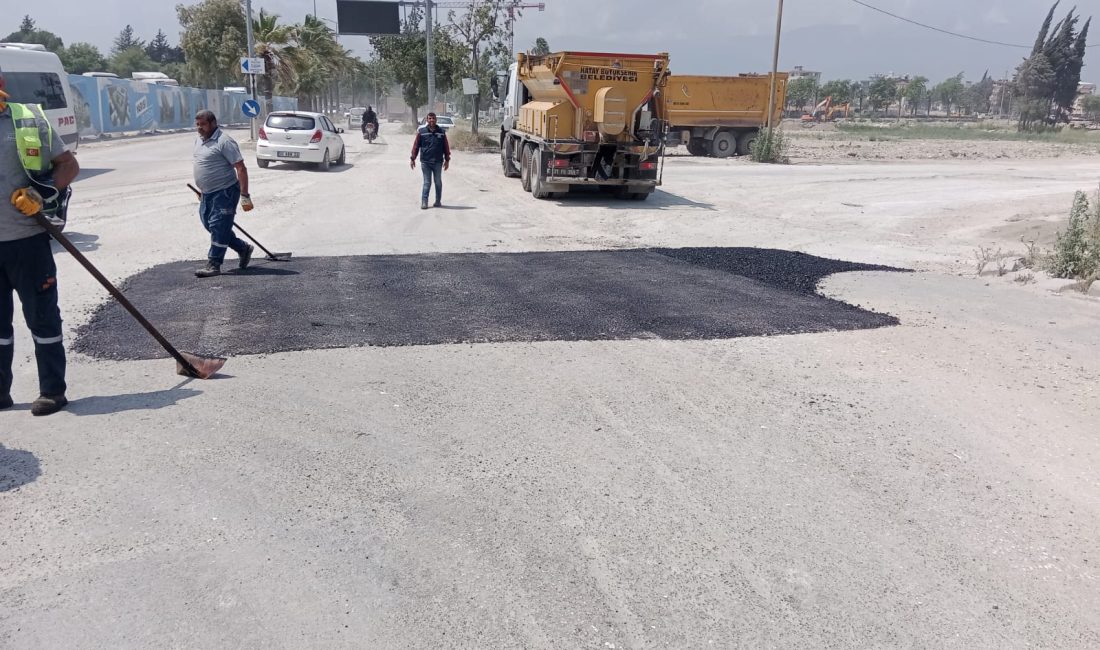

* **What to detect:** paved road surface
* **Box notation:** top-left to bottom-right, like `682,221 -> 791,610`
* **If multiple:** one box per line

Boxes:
1,124 -> 1098,648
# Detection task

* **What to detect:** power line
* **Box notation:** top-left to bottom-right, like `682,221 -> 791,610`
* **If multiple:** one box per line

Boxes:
848,0 -> 1098,49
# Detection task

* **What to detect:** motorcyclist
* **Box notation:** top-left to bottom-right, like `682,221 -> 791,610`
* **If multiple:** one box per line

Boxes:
361,106 -> 379,139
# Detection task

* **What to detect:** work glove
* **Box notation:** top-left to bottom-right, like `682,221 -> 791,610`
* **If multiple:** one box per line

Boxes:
241,193 -> 254,212
11,187 -> 44,217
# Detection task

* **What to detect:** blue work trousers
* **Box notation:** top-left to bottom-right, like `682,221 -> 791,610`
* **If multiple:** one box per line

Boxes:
0,233 -> 66,397
420,161 -> 443,204
199,183 -> 249,265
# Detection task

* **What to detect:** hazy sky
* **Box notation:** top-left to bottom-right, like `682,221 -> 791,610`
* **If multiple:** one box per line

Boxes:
11,0 -> 1100,82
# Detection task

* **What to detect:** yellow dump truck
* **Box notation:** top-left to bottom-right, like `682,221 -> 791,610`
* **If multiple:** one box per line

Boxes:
664,73 -> 788,157
499,51 -> 671,200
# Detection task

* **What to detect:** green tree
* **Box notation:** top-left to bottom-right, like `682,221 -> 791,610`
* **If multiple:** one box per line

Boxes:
531,36 -> 550,55
1015,2 -> 1092,130
967,71 -> 994,114
370,6 -> 464,123
4,15 -> 64,53
786,76 -> 817,113
449,0 -> 507,134
1081,95 -> 1100,121
867,76 -> 897,114
819,79 -> 853,104
177,0 -> 247,89
112,24 -> 145,56
933,74 -> 965,115
1015,54 -> 1056,129
902,76 -> 928,116
145,29 -> 184,64
109,46 -> 157,78
61,42 -> 108,74
250,9 -> 297,112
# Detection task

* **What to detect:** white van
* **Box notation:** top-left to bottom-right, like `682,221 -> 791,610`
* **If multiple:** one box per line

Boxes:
0,43 -> 79,151
132,71 -> 178,86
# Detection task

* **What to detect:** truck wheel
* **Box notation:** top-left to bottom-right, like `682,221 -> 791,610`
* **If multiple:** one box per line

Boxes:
687,140 -> 707,156
501,136 -> 520,178
520,145 -> 533,191
531,150 -> 552,199
737,131 -> 757,156
710,131 -> 736,158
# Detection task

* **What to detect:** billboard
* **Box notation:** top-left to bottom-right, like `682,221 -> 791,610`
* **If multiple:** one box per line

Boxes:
336,0 -> 401,35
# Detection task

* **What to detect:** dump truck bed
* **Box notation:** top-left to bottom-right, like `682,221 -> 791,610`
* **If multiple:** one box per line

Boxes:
665,74 -> 788,129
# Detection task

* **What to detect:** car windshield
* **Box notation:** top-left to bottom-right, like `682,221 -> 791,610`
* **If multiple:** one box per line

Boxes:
267,114 -> 316,130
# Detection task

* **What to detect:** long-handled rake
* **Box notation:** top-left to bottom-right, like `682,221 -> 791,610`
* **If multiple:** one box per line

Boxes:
31,212 -> 225,379
187,184 -> 292,261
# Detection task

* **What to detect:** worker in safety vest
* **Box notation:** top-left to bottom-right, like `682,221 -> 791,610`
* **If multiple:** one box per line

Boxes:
0,72 -> 80,416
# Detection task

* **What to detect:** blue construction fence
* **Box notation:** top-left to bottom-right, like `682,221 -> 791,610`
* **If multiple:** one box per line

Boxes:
67,75 -> 297,137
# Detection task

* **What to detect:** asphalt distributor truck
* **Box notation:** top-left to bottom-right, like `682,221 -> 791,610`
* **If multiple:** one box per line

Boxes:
499,51 -> 671,201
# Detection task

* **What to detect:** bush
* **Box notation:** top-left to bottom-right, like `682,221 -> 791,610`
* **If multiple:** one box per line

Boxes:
448,129 -> 497,151
750,126 -> 789,164
1048,189 -> 1100,281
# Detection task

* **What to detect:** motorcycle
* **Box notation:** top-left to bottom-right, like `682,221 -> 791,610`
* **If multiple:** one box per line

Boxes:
363,122 -> 377,143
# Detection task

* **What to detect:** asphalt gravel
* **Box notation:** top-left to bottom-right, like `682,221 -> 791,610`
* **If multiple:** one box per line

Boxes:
73,247 -> 904,360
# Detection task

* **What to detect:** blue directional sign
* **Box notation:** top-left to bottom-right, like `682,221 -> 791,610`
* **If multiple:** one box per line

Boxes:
242,99 -> 261,119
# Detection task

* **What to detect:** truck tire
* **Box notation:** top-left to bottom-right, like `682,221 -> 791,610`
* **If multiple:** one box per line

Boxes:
737,131 -> 757,156
687,139 -> 707,156
710,131 -> 736,158
501,136 -> 520,178
520,145 -> 533,192
531,150 -> 553,199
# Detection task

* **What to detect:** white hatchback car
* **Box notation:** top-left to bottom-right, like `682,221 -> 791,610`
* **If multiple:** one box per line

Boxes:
417,115 -> 455,131
257,111 -> 346,170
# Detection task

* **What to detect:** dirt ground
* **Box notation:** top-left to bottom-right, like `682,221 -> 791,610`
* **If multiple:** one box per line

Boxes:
2,124 -> 1099,648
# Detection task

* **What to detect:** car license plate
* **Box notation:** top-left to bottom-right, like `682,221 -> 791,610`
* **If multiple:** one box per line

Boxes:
551,168 -> 580,177
277,151 -> 300,158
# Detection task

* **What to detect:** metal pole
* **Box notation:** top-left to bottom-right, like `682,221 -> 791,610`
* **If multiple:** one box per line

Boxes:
425,0 -> 436,117
765,0 -> 784,136
245,0 -> 257,142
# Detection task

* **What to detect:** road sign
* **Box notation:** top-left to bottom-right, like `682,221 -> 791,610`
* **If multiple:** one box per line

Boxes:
242,99 -> 261,119
461,78 -> 479,95
240,57 -> 266,75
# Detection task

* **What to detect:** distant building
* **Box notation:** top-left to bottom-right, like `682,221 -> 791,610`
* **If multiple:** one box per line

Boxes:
1073,81 -> 1096,117
789,66 -> 821,83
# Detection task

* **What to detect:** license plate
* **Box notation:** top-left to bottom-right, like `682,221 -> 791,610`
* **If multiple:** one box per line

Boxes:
277,151 -> 300,159
551,168 -> 581,177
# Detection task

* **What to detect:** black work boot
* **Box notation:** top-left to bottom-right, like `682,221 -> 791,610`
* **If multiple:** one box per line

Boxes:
195,262 -> 221,278
0,394 -> 12,410
31,394 -> 67,416
239,244 -> 254,270
421,200 -> 428,210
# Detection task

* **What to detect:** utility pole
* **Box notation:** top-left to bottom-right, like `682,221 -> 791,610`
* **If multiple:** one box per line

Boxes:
765,0 -> 785,139
425,0 -> 436,115
245,0 -> 257,141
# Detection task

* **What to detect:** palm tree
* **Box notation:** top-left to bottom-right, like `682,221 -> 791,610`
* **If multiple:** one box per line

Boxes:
251,9 -> 296,113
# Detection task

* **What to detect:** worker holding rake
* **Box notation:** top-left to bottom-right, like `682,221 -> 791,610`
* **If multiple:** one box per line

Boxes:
192,110 -> 254,278
0,72 -> 80,416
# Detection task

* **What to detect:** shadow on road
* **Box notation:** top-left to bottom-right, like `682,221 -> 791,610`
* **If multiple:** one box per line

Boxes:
51,231 -> 100,254
552,188 -> 716,211
66,381 -> 201,416
73,167 -> 114,181
0,445 -> 41,492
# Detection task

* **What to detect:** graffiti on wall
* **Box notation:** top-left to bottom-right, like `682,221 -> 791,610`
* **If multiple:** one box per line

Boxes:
67,75 -> 297,137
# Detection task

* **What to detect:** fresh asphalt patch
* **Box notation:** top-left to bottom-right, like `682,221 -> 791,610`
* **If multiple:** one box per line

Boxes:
72,248 -> 906,360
